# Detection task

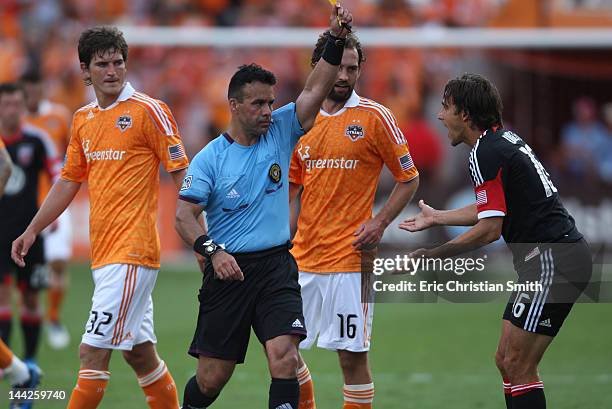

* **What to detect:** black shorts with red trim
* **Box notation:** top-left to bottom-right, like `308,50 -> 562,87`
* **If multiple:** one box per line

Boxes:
188,243 -> 306,364
0,234 -> 47,291
503,238 -> 592,337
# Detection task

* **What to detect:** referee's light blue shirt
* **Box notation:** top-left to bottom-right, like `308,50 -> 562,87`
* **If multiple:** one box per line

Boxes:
179,103 -> 304,252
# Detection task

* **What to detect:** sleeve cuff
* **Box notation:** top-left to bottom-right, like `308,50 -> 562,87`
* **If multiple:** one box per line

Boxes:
478,210 -> 505,219
395,171 -> 419,183
178,195 -> 202,205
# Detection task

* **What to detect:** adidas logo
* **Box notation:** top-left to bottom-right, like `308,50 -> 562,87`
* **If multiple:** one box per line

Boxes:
539,318 -> 551,328
275,404 -> 294,409
226,189 -> 240,199
291,319 -> 303,328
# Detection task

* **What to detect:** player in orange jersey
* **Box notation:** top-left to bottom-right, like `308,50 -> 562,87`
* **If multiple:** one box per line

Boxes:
289,32 -> 420,409
12,27 -> 187,409
22,71 -> 74,350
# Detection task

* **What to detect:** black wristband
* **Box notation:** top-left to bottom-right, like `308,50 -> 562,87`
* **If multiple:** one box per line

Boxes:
322,34 -> 345,66
193,235 -> 210,256
193,234 -> 222,260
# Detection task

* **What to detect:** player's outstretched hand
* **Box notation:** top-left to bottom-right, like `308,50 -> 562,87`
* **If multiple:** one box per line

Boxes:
211,250 -> 244,281
399,200 -> 436,232
408,248 -> 429,259
352,218 -> 384,250
11,230 -> 36,268
330,4 -> 353,38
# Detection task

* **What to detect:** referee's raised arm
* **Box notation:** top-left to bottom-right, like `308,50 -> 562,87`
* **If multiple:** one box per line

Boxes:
295,5 -> 352,132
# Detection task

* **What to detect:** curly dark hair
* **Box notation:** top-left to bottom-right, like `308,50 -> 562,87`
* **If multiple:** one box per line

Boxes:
228,63 -> 277,101
310,31 -> 365,68
442,73 -> 503,131
78,26 -> 128,68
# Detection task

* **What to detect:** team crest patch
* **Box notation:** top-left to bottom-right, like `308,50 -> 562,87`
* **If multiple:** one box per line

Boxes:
345,124 -> 365,142
268,163 -> 281,183
116,115 -> 132,132
181,175 -> 192,191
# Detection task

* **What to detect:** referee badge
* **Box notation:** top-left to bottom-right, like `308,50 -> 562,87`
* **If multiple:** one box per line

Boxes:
268,163 -> 281,183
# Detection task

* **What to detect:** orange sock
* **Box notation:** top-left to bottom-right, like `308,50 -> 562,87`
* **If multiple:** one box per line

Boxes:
343,383 -> 374,409
67,369 -> 110,409
297,364 -> 316,409
47,287 -> 64,322
0,338 -> 13,369
138,360 -> 179,409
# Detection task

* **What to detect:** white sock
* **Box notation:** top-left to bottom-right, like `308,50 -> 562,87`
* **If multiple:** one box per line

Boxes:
5,356 -> 30,385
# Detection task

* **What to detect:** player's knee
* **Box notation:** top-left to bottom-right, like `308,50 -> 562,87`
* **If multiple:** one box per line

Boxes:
503,352 -> 536,382
122,348 -> 150,371
20,291 -> 38,310
195,370 -> 229,396
268,344 -> 299,378
338,351 -> 368,374
494,349 -> 506,372
79,343 -> 111,370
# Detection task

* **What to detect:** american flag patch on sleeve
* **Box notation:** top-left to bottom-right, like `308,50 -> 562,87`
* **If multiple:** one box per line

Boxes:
476,190 -> 488,206
168,144 -> 185,160
398,153 -> 414,171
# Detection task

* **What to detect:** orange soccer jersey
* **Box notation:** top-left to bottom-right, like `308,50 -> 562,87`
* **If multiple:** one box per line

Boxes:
25,100 -> 71,204
61,83 -> 189,269
289,92 -> 418,273
25,100 -> 71,154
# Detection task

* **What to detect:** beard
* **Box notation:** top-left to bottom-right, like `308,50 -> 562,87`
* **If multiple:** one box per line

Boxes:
328,84 -> 353,103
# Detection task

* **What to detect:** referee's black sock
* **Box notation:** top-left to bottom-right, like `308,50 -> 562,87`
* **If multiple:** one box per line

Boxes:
269,377 -> 299,409
182,375 -> 219,408
511,382 -> 546,409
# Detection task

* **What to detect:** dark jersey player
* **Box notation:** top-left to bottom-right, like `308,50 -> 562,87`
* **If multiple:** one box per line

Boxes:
400,73 -> 591,409
0,82 -> 59,364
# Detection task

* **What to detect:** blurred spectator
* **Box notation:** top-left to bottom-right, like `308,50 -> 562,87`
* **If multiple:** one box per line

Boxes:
560,97 -> 607,183
0,0 -> 518,158
596,103 -> 612,185
404,115 -> 445,183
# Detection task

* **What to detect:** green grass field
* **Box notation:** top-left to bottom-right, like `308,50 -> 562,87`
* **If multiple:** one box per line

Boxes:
1,263 -> 611,408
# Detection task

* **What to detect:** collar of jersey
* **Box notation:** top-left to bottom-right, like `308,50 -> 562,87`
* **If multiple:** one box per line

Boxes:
94,82 -> 135,111
0,129 -> 23,145
38,100 -> 53,115
319,91 -> 360,117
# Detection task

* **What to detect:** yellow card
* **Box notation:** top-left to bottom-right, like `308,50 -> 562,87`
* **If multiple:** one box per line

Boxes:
328,0 -> 337,6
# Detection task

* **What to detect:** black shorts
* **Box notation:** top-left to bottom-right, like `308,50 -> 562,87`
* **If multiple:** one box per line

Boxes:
503,238 -> 592,337
188,243 -> 306,364
0,234 -> 47,291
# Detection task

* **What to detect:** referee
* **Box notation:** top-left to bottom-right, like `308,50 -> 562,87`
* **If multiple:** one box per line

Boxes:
175,6 -> 353,409
400,73 -> 592,409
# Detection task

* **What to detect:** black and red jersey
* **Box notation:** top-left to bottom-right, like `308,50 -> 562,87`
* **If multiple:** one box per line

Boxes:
468,127 -> 581,248
0,125 -> 59,234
